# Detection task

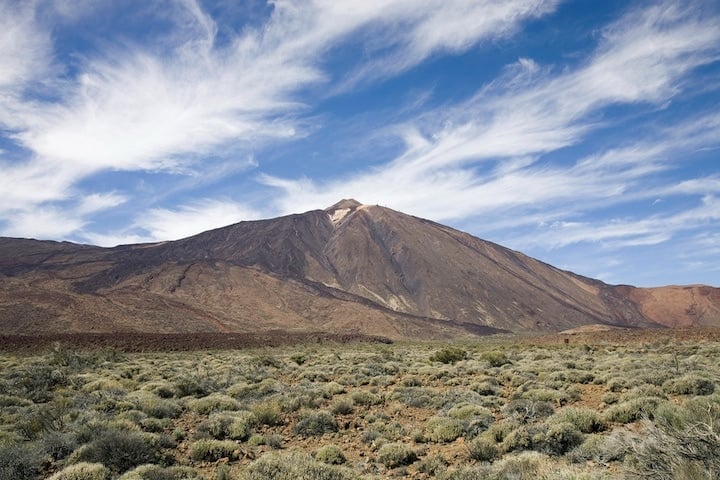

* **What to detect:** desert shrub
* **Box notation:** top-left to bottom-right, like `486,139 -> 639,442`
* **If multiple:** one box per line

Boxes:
425,416 -> 464,443
140,418 -> 171,433
351,390 -> 382,406
542,422 -> 584,455
467,436 -> 498,462
604,397 -> 664,424
141,382 -> 177,399
490,451 -> 560,479
390,387 -> 433,408
251,400 -> 283,426
331,399 -> 354,415
241,451 -> 359,480
448,403 -> 491,421
502,425 -> 541,453
265,434 -> 283,450
325,382 -> 345,396
624,395 -> 720,479
471,381 -> 499,396
42,431 -> 78,461
189,439 -> 238,462
436,465 -> 488,480
0,441 -> 46,480
565,370 -> 595,384
72,430 -> 161,473
47,462 -> 109,480
361,429 -> 381,444
174,377 -> 210,398
0,394 -> 32,407
625,384 -> 666,400
294,410 -> 338,436
448,403 -> 495,437
402,376 -> 422,387
520,388 -> 569,405
377,442 -> 417,468
549,407 -> 606,433
82,378 -> 127,394
118,464 -> 203,479
568,432 -> 627,464
315,444 -> 346,465
431,347 -> 467,364
417,454 -> 449,475
606,377 -> 631,392
187,394 -> 240,414
504,399 -> 554,422
480,351 -> 510,367
202,411 -> 257,441
662,375 -> 715,396
290,353 -> 307,365
130,392 -> 182,419
486,419 -> 521,443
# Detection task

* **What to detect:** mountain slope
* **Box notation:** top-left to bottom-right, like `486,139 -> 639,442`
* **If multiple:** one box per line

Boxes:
1,200 -> 718,338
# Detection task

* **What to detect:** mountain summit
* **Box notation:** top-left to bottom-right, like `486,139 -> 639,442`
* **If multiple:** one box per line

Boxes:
1,201 -> 719,339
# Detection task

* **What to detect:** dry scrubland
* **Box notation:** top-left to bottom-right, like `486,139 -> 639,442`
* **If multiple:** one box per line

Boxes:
1,332 -> 719,480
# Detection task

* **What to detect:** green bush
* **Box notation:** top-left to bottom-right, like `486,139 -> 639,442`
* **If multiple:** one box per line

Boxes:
662,375 -> 715,396
467,436 -> 498,462
501,425 -> 539,453
203,411 -> 257,441
118,464 -> 203,480
603,397 -> 664,424
351,390 -> 382,406
72,430 -> 161,474
189,439 -> 238,462
426,416 -> 464,443
0,442 -> 46,480
430,347 -> 467,364
504,399 -> 554,422
186,394 -> 240,414
480,351 -> 510,367
624,395 -> 720,479
242,451 -> 359,480
549,407 -> 606,433
130,392 -> 182,419
294,410 -> 338,436
315,444 -> 346,465
251,400 -> 283,426
47,462 -> 109,480
42,431 -> 78,461
542,422 -> 583,455
568,432 -> 627,464
377,442 -> 417,468
331,399 -> 354,415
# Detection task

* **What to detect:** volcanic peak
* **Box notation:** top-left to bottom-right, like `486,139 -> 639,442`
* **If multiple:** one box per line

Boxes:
325,198 -> 365,225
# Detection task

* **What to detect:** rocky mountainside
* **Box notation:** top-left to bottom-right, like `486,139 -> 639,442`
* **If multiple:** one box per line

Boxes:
1,200 -> 718,339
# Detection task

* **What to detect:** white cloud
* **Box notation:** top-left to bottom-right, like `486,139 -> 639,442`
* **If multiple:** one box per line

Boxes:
134,199 -> 263,242
0,0 -> 561,241
76,192 -> 128,215
0,2 -> 51,91
520,195 -> 720,249
265,0 -> 720,232
2,207 -> 87,239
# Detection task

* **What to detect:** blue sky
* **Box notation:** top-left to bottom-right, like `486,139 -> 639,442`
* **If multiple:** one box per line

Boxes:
1,0 -> 719,287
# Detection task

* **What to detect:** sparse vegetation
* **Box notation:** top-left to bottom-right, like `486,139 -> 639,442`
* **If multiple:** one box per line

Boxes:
2,331 -> 720,479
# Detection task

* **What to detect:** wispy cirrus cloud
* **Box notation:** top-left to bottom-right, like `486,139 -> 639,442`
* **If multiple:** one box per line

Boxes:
0,0 -> 561,243
265,1 -> 720,230
82,198 -> 263,247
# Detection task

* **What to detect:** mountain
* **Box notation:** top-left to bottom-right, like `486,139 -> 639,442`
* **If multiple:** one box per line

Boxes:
1,200 -> 719,339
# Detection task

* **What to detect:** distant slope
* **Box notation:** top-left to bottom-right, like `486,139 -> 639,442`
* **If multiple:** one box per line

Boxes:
1,200 -> 718,338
